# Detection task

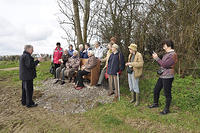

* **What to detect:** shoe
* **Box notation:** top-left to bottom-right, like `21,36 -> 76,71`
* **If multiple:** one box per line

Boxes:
108,92 -> 115,96
75,86 -> 83,90
21,103 -> 26,106
95,84 -> 101,87
60,81 -> 65,85
54,80 -> 60,84
148,103 -> 159,108
26,103 -> 38,108
160,109 -> 170,115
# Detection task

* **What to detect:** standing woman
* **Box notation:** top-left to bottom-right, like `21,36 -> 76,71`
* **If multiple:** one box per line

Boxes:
149,39 -> 178,115
52,42 -> 63,78
107,44 -> 125,100
125,44 -> 144,107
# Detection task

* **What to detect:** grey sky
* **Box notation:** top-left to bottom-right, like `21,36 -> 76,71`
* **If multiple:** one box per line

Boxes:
0,0 -> 68,55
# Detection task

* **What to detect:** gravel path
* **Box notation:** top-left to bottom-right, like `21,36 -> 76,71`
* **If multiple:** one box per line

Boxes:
0,67 -> 19,71
36,78 -> 114,114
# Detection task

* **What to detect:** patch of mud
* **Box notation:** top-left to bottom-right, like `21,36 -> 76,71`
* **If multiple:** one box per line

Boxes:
36,78 -> 114,114
0,67 -> 19,71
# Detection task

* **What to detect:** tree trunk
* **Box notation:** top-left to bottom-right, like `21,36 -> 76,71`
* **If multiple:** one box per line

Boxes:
72,0 -> 83,45
83,0 -> 90,43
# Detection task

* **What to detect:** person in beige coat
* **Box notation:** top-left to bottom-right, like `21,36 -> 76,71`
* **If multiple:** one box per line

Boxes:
125,43 -> 144,106
96,43 -> 112,86
64,50 -> 80,83
75,50 -> 97,90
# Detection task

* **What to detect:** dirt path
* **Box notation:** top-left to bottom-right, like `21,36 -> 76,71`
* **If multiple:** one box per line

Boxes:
0,67 -> 19,71
0,78 -> 101,133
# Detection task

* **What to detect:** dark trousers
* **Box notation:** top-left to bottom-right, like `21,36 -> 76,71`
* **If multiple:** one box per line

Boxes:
153,78 -> 174,110
21,80 -> 34,106
75,70 -> 90,87
54,64 -> 60,78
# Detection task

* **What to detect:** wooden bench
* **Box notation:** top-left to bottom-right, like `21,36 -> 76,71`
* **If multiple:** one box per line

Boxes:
80,58 -> 100,86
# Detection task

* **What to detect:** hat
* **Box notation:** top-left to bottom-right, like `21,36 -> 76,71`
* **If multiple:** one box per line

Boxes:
128,43 -> 137,51
112,44 -> 119,49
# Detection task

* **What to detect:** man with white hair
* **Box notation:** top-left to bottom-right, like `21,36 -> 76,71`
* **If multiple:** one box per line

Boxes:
79,44 -> 84,58
94,41 -> 104,59
19,45 -> 43,108
75,50 -> 97,90
64,50 -> 80,83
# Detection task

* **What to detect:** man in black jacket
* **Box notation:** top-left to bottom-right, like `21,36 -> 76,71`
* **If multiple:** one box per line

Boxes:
19,45 -> 42,108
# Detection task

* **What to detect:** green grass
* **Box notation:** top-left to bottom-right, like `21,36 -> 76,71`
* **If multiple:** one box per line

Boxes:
34,61 -> 52,87
0,61 -> 200,132
0,61 -> 52,88
0,61 -> 19,69
83,62 -> 200,132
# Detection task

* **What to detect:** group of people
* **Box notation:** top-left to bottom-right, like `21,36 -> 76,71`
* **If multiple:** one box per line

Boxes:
19,37 -> 177,115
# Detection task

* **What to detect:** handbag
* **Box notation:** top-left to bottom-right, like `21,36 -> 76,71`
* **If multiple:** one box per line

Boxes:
104,66 -> 109,79
49,63 -> 55,75
127,66 -> 133,74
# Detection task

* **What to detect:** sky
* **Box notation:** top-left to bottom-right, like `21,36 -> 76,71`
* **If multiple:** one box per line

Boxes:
0,0 -> 68,55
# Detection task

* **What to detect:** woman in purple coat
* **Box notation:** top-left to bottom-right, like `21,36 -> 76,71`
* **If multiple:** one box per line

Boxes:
149,39 -> 178,115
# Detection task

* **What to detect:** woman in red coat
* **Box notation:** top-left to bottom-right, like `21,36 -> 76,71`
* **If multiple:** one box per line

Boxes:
53,42 -> 63,78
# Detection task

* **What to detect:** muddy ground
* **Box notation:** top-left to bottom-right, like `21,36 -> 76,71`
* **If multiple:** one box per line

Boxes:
0,76 -> 113,133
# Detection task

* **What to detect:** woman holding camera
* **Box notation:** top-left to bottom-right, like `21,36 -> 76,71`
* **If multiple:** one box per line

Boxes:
149,39 -> 178,115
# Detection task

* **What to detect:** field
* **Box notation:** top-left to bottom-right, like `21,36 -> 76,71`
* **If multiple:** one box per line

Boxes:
0,60 -> 199,133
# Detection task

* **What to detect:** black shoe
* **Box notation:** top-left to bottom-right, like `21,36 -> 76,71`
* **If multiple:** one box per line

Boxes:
26,103 -> 38,108
54,80 -> 60,84
22,103 -> 26,106
160,109 -> 170,115
108,92 -> 115,96
60,81 -> 65,85
148,103 -> 159,108
95,84 -> 101,87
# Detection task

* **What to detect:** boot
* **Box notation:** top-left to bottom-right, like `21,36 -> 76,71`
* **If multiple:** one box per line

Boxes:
54,80 -> 60,84
130,92 -> 136,103
60,81 -> 65,85
134,93 -> 140,107
160,108 -> 170,115
160,98 -> 171,115
148,103 -> 159,108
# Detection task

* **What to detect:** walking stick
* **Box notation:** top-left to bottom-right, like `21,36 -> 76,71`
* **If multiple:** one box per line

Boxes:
117,73 -> 120,101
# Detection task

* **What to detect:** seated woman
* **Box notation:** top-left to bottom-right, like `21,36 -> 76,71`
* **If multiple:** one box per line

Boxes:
64,50 -> 80,83
82,43 -> 92,59
54,49 -> 70,85
75,50 -> 97,90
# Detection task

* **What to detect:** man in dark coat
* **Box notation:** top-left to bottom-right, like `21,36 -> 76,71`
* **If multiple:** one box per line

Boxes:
19,45 -> 42,108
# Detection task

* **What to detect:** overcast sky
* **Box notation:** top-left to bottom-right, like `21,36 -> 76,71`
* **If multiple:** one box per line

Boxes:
0,0 -> 68,55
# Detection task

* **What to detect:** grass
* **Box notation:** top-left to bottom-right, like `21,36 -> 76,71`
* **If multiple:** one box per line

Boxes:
0,60 -> 200,132
0,60 -> 19,69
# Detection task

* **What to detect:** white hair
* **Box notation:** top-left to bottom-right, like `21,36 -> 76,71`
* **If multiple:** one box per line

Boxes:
79,44 -> 84,48
24,45 -> 33,51
88,50 -> 94,55
73,50 -> 78,54
94,41 -> 100,45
